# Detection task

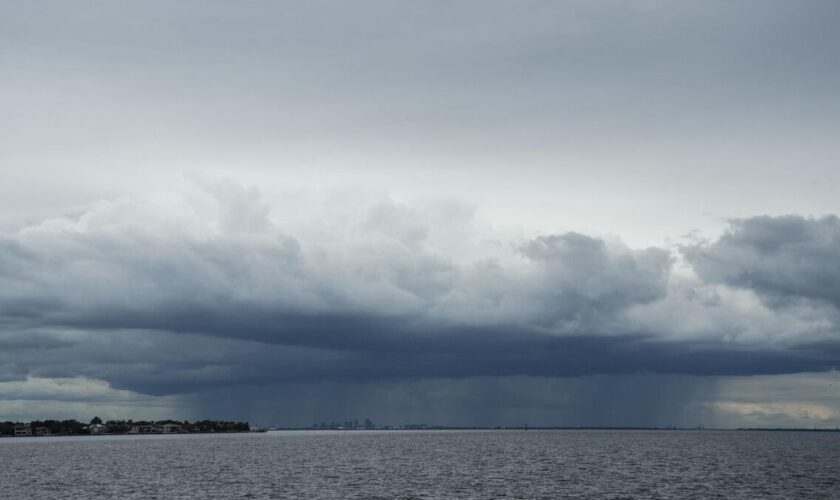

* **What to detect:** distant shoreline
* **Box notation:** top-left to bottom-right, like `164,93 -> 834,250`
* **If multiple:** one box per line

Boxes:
262,426 -> 840,433
4,426 -> 839,438
0,430 -> 254,438
1,419 -> 251,438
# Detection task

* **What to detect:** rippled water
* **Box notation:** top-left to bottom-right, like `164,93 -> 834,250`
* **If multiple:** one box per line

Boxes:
2,430 -> 839,499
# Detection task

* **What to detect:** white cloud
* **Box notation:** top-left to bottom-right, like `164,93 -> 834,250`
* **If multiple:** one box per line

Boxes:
0,376 -> 186,421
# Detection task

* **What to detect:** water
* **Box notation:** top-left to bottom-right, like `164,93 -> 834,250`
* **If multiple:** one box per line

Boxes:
1,430 -> 838,499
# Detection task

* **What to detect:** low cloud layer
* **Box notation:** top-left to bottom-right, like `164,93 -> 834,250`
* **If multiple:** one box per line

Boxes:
1,181 -> 839,424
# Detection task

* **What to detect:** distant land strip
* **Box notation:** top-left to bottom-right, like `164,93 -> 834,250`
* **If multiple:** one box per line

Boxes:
4,420 -> 839,437
1,418 -> 250,437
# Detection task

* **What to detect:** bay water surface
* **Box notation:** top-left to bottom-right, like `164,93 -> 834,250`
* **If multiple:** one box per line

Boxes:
2,429 -> 839,499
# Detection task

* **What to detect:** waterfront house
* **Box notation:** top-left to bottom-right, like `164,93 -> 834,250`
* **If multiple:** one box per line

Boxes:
128,423 -> 181,434
14,424 -> 31,437
89,423 -> 106,435
33,426 -> 51,436
161,423 -> 181,433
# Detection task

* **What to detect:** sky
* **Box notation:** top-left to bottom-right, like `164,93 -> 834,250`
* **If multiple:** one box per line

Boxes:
2,0 -> 840,428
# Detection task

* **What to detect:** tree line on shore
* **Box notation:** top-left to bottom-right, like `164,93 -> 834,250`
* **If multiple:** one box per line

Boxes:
0,417 -> 250,435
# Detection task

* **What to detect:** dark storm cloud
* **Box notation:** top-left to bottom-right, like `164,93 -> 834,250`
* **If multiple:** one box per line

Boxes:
6,324 -> 832,400
1,188 -> 840,399
685,215 -> 840,309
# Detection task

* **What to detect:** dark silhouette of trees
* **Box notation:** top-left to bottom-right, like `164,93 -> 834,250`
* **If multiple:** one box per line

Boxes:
1,418 -> 250,436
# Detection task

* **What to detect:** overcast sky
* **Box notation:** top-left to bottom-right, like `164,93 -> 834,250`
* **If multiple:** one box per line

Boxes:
2,0 -> 840,427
